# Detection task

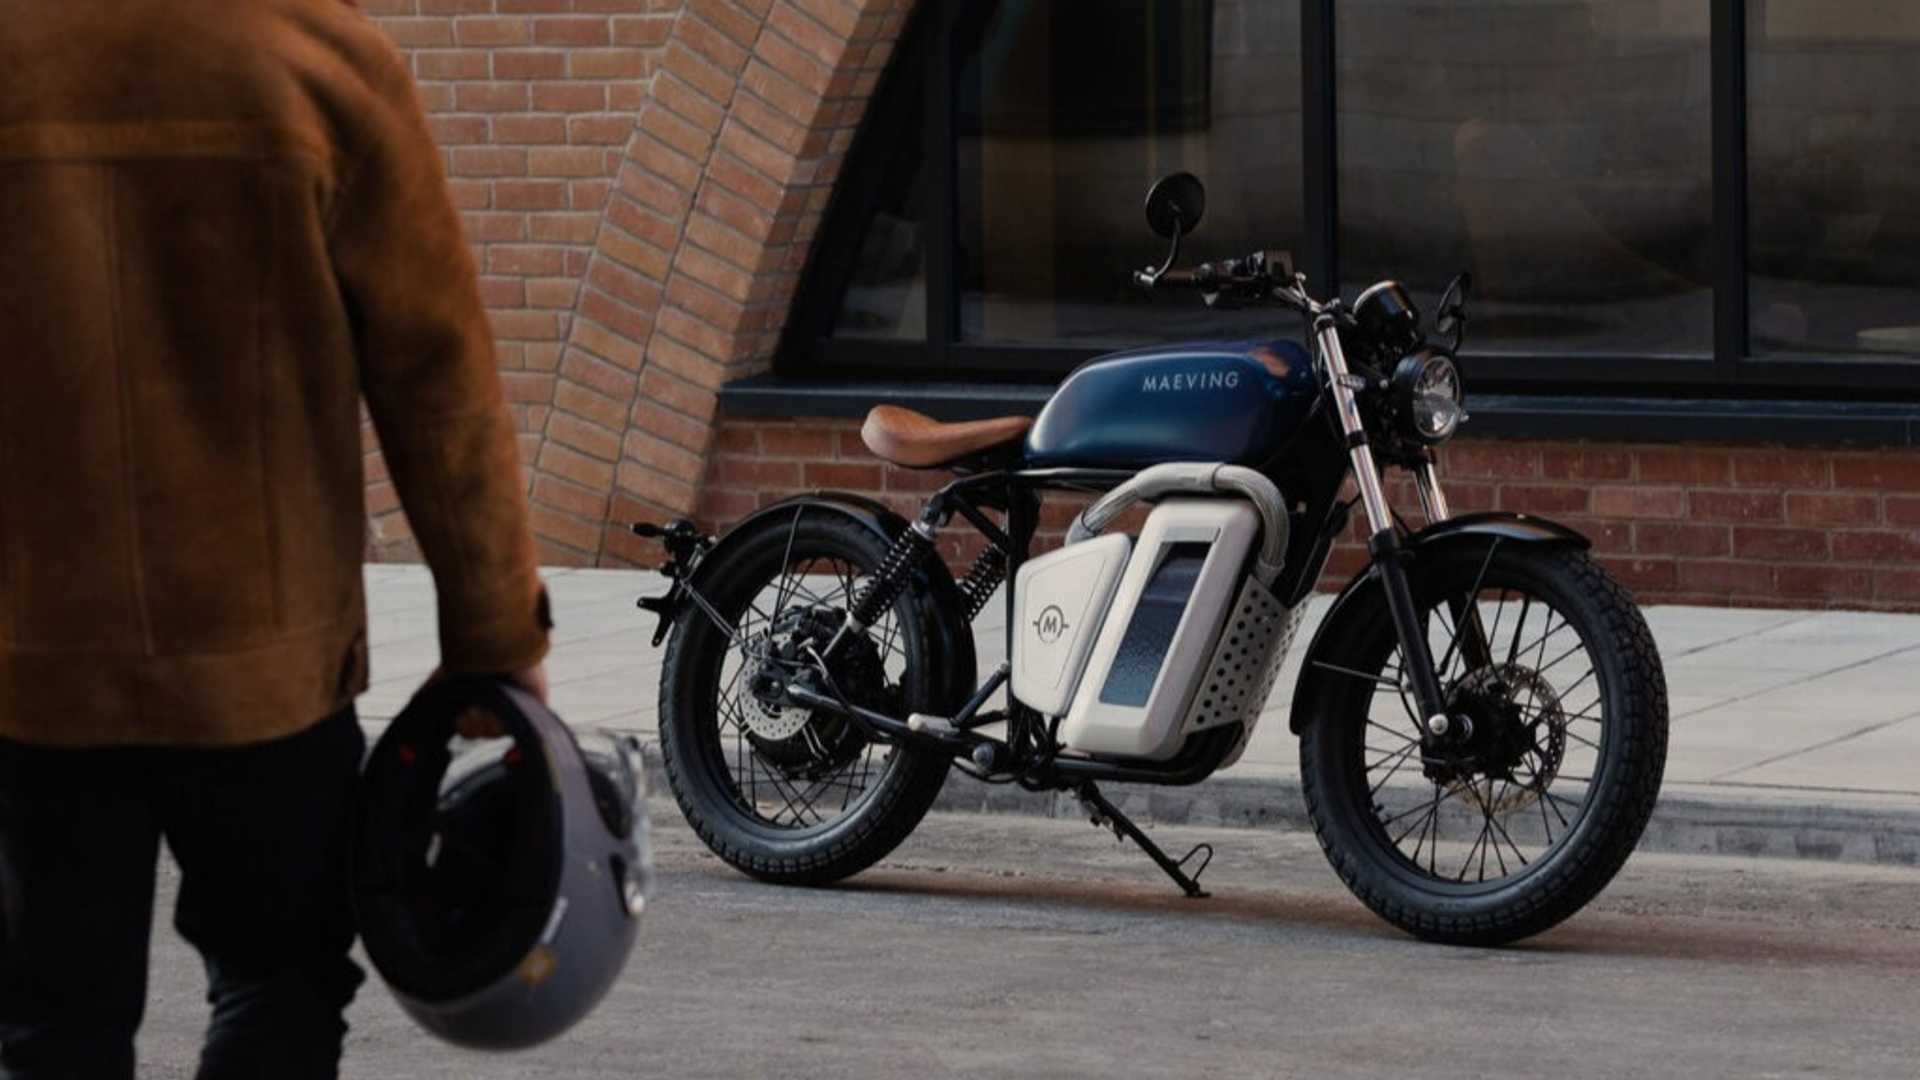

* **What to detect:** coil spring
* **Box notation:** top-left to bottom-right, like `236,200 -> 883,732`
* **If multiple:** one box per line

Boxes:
956,545 -> 1008,622
848,524 -> 935,627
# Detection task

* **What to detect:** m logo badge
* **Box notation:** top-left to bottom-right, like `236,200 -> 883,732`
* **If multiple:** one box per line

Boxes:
1033,605 -> 1069,644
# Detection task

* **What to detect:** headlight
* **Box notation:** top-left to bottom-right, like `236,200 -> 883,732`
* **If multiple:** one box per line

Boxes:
1390,350 -> 1465,443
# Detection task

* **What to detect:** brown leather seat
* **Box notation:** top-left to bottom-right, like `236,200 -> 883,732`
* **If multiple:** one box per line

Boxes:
860,405 -> 1033,468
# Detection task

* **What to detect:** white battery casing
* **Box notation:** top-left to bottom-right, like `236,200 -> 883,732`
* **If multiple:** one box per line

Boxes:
1057,499 -> 1260,761
1010,532 -> 1132,717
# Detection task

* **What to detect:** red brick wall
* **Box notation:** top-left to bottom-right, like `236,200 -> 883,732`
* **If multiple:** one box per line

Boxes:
354,0 -> 909,563
698,418 -> 1920,612
349,2 -> 1920,614
358,0 -> 677,557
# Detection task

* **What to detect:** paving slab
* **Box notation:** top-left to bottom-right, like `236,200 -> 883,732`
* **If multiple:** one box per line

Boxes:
1726,711 -> 1920,794
357,565 -> 1920,863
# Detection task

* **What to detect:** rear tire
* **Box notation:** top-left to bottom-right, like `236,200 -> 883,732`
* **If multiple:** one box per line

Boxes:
1299,544 -> 1667,946
657,509 -> 953,885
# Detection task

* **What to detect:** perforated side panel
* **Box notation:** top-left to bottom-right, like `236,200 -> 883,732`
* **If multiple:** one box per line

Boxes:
1181,579 -> 1303,755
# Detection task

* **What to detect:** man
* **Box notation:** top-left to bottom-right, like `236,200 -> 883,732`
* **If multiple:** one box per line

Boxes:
0,1 -> 551,1076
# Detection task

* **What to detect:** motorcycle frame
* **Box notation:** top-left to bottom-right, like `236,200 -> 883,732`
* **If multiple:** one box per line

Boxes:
782,308 -> 1465,791
640,285 -> 1482,794
780,462 -> 1271,791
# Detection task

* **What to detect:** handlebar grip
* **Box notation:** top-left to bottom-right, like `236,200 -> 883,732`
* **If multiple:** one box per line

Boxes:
1159,268 -> 1201,287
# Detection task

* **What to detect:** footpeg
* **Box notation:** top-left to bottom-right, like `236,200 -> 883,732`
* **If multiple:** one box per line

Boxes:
1074,781 -> 1211,899
907,714 -> 959,736
906,663 -> 1011,742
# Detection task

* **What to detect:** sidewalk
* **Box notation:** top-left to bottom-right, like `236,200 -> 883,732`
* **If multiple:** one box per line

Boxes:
358,565 -> 1920,865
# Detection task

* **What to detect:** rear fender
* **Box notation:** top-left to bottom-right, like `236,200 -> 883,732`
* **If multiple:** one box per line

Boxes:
1287,513 -> 1589,734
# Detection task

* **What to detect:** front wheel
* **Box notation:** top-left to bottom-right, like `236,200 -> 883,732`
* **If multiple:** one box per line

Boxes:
1300,544 -> 1668,945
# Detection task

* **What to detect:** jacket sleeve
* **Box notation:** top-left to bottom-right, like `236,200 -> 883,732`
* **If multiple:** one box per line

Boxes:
327,42 -> 551,675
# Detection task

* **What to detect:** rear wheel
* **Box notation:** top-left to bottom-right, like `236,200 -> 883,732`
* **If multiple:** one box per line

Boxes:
656,508 -> 953,885
1299,544 -> 1667,945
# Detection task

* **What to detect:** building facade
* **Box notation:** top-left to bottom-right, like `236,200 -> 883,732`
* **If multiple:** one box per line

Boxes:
361,0 -> 1920,610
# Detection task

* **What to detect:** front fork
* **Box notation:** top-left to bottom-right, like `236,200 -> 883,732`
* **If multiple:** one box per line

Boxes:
1314,317 -> 1459,744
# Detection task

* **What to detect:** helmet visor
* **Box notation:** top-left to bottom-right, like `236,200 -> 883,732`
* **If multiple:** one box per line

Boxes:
578,727 -> 653,916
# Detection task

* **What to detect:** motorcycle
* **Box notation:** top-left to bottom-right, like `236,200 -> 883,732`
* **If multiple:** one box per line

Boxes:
634,172 -> 1669,946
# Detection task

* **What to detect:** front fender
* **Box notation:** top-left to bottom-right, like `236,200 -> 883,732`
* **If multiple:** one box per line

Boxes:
1287,512 -> 1589,734
674,492 -> 979,711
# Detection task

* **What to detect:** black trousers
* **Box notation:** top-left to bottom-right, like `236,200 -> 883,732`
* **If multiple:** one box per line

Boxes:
0,709 -> 365,1080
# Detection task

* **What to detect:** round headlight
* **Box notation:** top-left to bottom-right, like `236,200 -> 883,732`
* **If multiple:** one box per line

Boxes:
1390,350 -> 1465,443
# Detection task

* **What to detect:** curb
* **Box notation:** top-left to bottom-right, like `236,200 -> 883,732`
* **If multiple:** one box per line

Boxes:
930,774 -> 1920,868
632,743 -> 1920,868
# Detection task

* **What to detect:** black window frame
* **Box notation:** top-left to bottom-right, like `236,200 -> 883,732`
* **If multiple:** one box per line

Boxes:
773,0 -> 1920,405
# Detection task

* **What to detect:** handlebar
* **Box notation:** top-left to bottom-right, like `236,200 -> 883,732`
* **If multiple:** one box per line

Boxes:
1133,255 -> 1253,291
1133,265 -> 1207,289
1135,248 -> 1324,317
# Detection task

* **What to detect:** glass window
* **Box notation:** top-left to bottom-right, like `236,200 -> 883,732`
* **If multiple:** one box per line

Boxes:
1338,0 -> 1713,356
833,44 -> 928,340
1749,0 -> 1920,359
955,0 -> 1305,347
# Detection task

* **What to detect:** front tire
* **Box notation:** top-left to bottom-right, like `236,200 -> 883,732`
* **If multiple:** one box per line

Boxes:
657,509 -> 954,885
1299,544 -> 1667,945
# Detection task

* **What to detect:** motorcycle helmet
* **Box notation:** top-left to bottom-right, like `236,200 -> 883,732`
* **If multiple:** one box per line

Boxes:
354,676 -> 651,1050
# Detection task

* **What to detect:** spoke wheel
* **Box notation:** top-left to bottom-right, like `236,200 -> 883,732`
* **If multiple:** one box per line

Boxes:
1363,581 -> 1604,886
713,551 -> 905,831
1300,543 -> 1667,945
657,508 -> 958,885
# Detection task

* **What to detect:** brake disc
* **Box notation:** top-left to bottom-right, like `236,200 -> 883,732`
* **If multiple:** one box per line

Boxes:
1447,663 -> 1567,814
737,608 -> 884,776
740,642 -> 809,742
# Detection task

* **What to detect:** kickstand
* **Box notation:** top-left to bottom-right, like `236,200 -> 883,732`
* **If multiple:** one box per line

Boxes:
1075,781 -> 1212,899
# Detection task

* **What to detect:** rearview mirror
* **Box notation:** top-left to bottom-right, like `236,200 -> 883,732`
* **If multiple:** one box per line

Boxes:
1144,172 -> 1206,239
1435,271 -> 1472,349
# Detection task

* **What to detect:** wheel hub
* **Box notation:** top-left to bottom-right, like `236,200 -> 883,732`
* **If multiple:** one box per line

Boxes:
740,651 -> 808,741
1431,663 -> 1567,812
739,606 -> 885,776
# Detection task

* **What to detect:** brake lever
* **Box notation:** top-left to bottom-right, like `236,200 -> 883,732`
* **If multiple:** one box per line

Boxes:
1201,288 -> 1241,311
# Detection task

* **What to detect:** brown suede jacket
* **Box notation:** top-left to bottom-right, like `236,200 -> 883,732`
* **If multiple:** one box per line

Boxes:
0,0 -> 549,747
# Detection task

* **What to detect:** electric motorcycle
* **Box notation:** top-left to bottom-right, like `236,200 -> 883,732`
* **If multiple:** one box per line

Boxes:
635,172 -> 1669,945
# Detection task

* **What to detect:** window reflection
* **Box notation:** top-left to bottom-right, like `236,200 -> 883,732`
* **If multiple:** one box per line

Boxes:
956,0 -> 1305,347
1338,0 -> 1713,355
834,42 -> 928,340
1750,0 -> 1920,359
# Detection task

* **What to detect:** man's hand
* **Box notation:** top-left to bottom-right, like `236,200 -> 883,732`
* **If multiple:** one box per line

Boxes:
420,661 -> 550,740
508,662 -> 549,705
420,662 -> 549,703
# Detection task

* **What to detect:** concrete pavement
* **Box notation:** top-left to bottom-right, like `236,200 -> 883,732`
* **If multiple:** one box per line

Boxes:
357,565 -> 1920,863
137,807 -> 1920,1079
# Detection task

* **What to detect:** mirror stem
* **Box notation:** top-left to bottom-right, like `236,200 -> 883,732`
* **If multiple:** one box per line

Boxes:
1144,220 -> 1185,285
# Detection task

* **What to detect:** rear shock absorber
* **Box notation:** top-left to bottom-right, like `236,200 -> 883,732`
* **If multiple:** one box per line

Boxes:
955,545 -> 1008,622
846,518 -> 937,629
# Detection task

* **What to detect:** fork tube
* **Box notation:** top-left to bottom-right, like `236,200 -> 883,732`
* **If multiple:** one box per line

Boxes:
1315,318 -> 1393,535
1418,457 -> 1498,674
1414,460 -> 1452,524
1315,317 -> 1452,741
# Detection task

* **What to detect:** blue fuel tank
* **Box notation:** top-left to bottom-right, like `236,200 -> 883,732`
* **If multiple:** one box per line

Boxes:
1023,340 -> 1319,469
